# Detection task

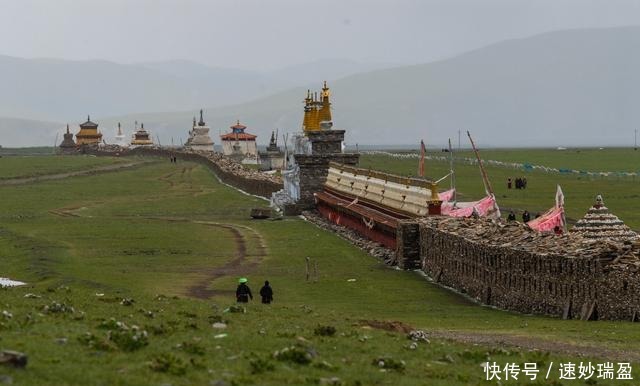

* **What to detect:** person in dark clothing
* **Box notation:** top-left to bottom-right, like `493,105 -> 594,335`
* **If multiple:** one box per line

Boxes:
507,178 -> 512,189
522,210 -> 531,223
522,177 -> 527,189
507,211 -> 516,221
259,281 -> 273,304
236,278 -> 253,303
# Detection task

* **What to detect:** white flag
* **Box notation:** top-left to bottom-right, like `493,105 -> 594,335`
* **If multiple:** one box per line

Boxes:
555,185 -> 565,208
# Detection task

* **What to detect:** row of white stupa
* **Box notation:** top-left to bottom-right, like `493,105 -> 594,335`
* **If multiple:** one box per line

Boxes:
103,110 -> 260,159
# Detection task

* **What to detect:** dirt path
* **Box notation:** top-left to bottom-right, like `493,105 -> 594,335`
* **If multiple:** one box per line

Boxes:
0,161 -> 148,186
359,320 -> 640,361
142,217 -> 267,299
432,330 -> 640,362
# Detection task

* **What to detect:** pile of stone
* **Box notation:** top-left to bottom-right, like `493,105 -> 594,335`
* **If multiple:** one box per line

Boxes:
419,216 -> 640,264
302,210 -> 395,264
188,150 -> 282,184
571,195 -> 639,243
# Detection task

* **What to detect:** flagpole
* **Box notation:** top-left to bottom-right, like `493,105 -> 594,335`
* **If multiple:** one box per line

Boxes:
467,131 -> 493,196
448,138 -> 456,202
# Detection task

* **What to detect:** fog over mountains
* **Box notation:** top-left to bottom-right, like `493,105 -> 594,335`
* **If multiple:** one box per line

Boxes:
2,26 -> 640,147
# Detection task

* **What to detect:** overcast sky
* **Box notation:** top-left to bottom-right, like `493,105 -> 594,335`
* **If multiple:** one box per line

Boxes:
1,0 -> 640,70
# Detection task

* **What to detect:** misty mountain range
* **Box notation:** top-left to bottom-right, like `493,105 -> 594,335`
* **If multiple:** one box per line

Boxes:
1,26 -> 640,147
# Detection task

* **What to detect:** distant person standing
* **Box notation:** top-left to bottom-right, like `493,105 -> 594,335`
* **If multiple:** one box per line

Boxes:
522,210 -> 531,223
236,278 -> 253,303
507,211 -> 516,221
522,177 -> 528,189
507,178 -> 512,189
259,280 -> 274,304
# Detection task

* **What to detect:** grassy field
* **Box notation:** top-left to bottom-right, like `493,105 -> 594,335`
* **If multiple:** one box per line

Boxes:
359,148 -> 640,229
1,154 -> 639,385
0,155 -> 126,180
439,147 -> 640,173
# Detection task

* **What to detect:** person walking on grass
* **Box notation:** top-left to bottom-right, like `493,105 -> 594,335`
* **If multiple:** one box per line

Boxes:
259,280 -> 273,304
236,277 -> 253,303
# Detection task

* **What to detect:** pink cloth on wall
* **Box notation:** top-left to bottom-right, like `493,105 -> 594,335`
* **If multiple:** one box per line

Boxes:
438,188 -> 455,203
442,195 -> 498,218
527,206 -> 564,232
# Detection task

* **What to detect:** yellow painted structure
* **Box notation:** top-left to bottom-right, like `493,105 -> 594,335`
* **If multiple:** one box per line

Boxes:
131,123 -> 153,146
75,116 -> 103,145
302,81 -> 332,132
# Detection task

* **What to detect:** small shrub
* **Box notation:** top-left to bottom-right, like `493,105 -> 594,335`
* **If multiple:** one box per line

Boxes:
373,356 -> 405,372
224,305 -> 246,313
177,311 -> 197,318
77,332 -> 116,351
249,357 -> 275,374
314,325 -> 337,337
42,301 -> 74,314
146,323 -> 174,336
98,318 -> 124,330
148,353 -> 187,375
178,341 -> 205,356
273,345 -> 314,365
108,326 -> 149,351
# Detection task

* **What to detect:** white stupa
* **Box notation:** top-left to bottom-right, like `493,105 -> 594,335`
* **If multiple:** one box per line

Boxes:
114,122 -> 128,147
185,109 -> 215,152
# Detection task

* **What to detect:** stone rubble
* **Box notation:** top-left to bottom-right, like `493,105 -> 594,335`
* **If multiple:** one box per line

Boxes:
302,210 -> 394,264
418,216 -> 640,265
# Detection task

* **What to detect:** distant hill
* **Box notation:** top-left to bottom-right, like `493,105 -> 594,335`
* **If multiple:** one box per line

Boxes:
0,55 -> 391,124
5,26 -> 640,147
0,117 -> 62,147
96,26 -> 640,148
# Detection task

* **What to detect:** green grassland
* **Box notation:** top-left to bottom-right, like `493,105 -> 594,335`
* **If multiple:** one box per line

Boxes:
440,148 -> 640,173
359,148 -> 640,229
1,154 -> 639,385
0,155 -> 126,180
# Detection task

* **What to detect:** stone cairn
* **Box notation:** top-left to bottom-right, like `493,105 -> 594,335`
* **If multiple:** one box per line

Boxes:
571,195 -> 639,243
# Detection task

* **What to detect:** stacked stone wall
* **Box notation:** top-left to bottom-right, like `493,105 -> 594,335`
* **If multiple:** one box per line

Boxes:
415,221 -> 640,321
90,147 -> 281,199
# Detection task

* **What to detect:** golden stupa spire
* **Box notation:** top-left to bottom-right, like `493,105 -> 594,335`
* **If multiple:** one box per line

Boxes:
318,80 -> 332,126
302,82 -> 333,132
302,89 -> 314,132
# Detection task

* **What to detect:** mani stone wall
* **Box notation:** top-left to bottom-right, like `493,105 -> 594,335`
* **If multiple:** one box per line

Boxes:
92,147 -> 282,200
411,217 -> 640,321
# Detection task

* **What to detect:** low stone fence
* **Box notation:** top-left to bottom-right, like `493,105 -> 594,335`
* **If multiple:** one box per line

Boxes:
401,217 -> 640,321
90,147 -> 282,200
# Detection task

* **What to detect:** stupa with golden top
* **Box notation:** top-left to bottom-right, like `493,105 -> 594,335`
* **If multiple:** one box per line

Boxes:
131,122 -> 153,146
302,81 -> 332,132
75,115 -> 103,145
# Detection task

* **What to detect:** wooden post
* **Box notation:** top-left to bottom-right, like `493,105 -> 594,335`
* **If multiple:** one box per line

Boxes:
467,131 -> 493,196
448,138 -> 456,202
